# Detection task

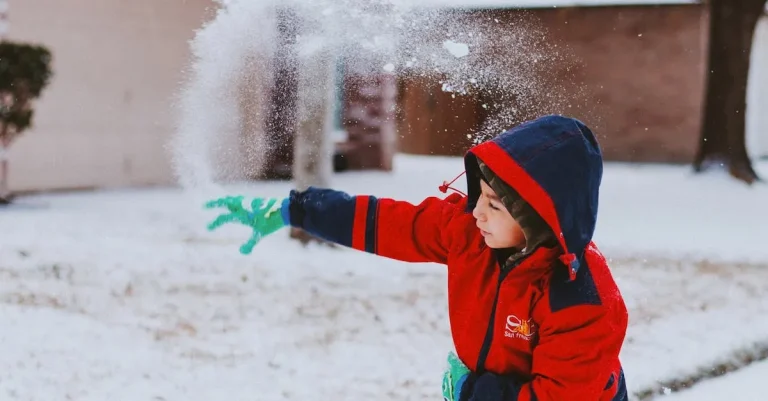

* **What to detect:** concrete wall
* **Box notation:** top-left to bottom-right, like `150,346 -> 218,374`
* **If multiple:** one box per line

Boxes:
6,0 -> 214,192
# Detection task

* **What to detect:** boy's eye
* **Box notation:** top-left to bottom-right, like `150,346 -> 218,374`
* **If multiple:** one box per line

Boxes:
489,202 -> 501,211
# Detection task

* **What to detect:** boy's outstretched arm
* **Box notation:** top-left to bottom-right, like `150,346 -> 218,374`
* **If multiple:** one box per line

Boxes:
286,187 -> 465,263
466,305 -> 627,401
205,187 -> 465,264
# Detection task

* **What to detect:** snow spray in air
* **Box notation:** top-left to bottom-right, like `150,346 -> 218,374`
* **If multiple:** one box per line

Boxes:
169,0 -> 578,190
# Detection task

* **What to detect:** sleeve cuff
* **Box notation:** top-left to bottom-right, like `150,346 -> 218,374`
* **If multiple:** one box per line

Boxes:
280,197 -> 291,226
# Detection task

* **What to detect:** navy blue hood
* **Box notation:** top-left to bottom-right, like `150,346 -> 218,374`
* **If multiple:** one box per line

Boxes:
464,115 -> 603,279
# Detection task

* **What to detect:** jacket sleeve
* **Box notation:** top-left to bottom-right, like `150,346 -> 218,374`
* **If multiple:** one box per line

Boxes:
285,186 -> 465,264
468,306 -> 627,401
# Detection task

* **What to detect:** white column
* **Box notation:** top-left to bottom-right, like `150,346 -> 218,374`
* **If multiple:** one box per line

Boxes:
0,0 -> 8,199
747,13 -> 768,160
0,0 -> 8,39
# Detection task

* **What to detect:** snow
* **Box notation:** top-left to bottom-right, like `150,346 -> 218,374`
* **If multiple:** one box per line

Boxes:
442,40 -> 470,58
657,359 -> 768,401
1,154 -> 768,400
594,162 -> 768,263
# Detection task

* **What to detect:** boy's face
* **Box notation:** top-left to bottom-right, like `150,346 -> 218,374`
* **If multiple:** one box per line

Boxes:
472,180 -> 526,249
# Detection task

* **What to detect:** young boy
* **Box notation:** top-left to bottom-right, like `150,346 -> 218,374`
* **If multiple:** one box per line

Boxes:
205,115 -> 629,401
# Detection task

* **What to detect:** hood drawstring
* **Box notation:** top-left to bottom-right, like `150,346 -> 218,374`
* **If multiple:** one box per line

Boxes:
559,252 -> 580,281
439,171 -> 467,197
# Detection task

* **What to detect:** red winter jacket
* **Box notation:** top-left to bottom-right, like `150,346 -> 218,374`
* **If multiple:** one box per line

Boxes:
284,115 -> 629,401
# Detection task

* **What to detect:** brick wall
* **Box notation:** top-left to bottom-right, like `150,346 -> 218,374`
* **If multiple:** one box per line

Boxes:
397,4 -> 709,163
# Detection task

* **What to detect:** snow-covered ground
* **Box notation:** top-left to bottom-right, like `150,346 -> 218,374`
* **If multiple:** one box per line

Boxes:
1,154 -> 767,401
656,359 -> 768,401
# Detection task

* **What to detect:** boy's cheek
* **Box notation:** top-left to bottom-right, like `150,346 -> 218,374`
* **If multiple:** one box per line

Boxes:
483,234 -> 504,249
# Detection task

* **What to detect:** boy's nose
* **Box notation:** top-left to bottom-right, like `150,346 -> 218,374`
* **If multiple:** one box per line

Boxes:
472,204 -> 485,221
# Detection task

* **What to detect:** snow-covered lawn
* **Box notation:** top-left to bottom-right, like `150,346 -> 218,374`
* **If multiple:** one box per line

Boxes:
1,154 -> 767,400
655,359 -> 768,401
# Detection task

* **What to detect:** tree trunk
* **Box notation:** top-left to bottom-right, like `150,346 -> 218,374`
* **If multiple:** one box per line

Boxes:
0,146 -> 9,204
694,0 -> 766,184
290,37 -> 337,245
0,128 -> 11,204
261,8 -> 299,180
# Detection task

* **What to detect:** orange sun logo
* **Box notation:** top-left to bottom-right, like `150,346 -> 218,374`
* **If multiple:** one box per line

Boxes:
505,315 -> 536,340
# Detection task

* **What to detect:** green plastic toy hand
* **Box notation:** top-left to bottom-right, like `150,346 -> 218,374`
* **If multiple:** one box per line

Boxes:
442,351 -> 471,401
204,195 -> 287,254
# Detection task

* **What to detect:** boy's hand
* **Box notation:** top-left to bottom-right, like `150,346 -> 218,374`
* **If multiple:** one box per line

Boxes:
204,195 -> 287,254
442,351 -> 471,401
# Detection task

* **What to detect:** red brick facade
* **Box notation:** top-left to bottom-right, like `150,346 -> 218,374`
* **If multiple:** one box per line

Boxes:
397,4 -> 709,163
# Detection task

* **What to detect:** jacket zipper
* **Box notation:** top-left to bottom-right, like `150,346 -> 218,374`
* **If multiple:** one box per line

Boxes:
475,256 -> 522,373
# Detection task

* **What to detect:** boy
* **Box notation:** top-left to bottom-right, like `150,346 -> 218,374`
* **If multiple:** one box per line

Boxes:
205,115 -> 629,401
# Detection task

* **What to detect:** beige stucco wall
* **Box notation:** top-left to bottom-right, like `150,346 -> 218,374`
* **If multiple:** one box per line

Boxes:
6,0 -> 215,192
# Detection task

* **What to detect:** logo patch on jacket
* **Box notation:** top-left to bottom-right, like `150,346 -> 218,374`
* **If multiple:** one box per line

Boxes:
505,315 -> 536,340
